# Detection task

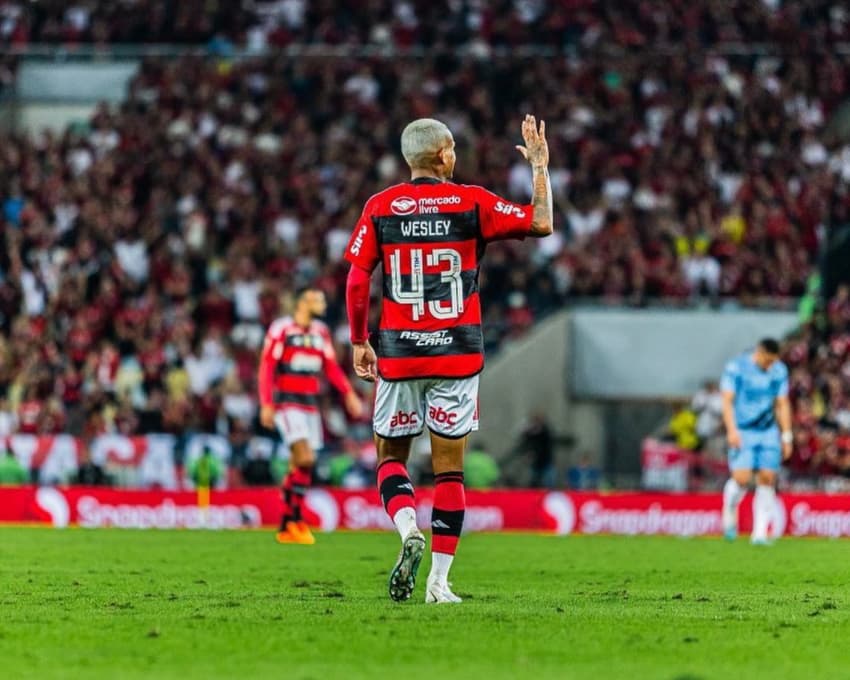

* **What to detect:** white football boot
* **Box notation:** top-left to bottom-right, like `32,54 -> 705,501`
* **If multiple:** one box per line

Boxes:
425,575 -> 463,604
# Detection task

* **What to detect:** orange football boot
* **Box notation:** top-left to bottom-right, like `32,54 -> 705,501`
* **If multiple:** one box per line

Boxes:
275,521 -> 315,545
292,521 -> 316,545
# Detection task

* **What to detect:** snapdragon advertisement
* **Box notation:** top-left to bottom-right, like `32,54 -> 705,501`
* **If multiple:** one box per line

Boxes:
4,487 -> 850,538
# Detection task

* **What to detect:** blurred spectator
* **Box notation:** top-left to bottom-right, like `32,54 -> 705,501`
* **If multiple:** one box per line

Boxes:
188,446 -> 223,489
520,413 -> 554,488
567,453 -> 600,490
73,447 -> 108,486
241,450 -> 274,486
323,439 -> 376,489
0,448 -> 27,485
269,454 -> 288,486
797,274 -> 822,324
327,453 -> 355,487
667,406 -> 699,451
464,442 -> 500,489
0,56 -> 16,96
0,397 -> 18,436
681,244 -> 721,300
692,381 -> 723,442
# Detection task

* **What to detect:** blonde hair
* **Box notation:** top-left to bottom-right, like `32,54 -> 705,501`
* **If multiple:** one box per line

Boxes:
400,118 -> 452,169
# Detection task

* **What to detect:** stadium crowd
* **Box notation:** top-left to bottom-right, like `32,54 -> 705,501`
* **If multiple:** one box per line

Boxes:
0,3 -> 847,489
1,1 -> 849,50
782,285 -> 850,481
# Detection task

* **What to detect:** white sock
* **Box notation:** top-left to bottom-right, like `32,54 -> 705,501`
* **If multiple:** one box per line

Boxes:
752,485 -> 776,541
722,478 -> 745,527
429,552 -> 454,585
392,507 -> 418,541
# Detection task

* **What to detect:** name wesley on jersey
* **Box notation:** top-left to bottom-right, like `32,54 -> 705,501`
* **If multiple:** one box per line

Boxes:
400,219 -> 451,237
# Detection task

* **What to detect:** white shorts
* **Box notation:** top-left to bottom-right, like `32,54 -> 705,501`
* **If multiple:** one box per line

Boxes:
373,375 -> 479,439
274,408 -> 323,450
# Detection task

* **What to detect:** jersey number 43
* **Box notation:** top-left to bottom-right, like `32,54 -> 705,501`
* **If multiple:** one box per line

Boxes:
390,247 -> 464,321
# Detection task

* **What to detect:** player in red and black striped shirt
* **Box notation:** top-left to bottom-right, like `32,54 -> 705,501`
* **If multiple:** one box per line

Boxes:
259,288 -> 363,544
345,115 -> 553,602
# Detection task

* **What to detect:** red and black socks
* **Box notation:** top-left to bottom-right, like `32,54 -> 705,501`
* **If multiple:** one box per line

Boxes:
280,465 -> 313,529
377,459 -> 418,539
429,471 -> 465,583
431,470 -> 465,555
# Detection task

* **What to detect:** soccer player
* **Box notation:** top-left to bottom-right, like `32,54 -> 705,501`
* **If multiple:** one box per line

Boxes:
259,287 -> 363,545
720,338 -> 793,544
344,115 -> 553,602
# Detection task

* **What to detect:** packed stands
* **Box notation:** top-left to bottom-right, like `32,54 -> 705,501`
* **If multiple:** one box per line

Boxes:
1,1 -> 848,51
0,1 -> 848,486
782,285 -> 850,483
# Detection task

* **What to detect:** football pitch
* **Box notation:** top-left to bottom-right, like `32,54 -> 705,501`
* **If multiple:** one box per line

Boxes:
3,528 -> 850,679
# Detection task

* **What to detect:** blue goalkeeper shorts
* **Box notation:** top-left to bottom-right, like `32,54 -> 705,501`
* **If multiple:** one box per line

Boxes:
728,427 -> 781,472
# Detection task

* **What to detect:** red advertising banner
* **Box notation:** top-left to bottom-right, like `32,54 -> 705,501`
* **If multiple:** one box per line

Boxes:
0,487 -> 547,532
3,487 -> 850,538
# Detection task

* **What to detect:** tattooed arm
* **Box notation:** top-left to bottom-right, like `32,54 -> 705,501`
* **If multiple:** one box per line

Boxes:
516,114 -> 553,237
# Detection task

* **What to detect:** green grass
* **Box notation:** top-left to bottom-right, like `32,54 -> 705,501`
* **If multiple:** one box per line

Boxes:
2,529 -> 850,679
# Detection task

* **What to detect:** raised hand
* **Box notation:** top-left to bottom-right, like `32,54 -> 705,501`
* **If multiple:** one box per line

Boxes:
516,114 -> 549,169
515,114 -> 553,236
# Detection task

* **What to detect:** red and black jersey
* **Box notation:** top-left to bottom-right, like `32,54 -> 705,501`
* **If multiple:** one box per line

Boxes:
258,317 -> 353,411
345,178 -> 533,380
